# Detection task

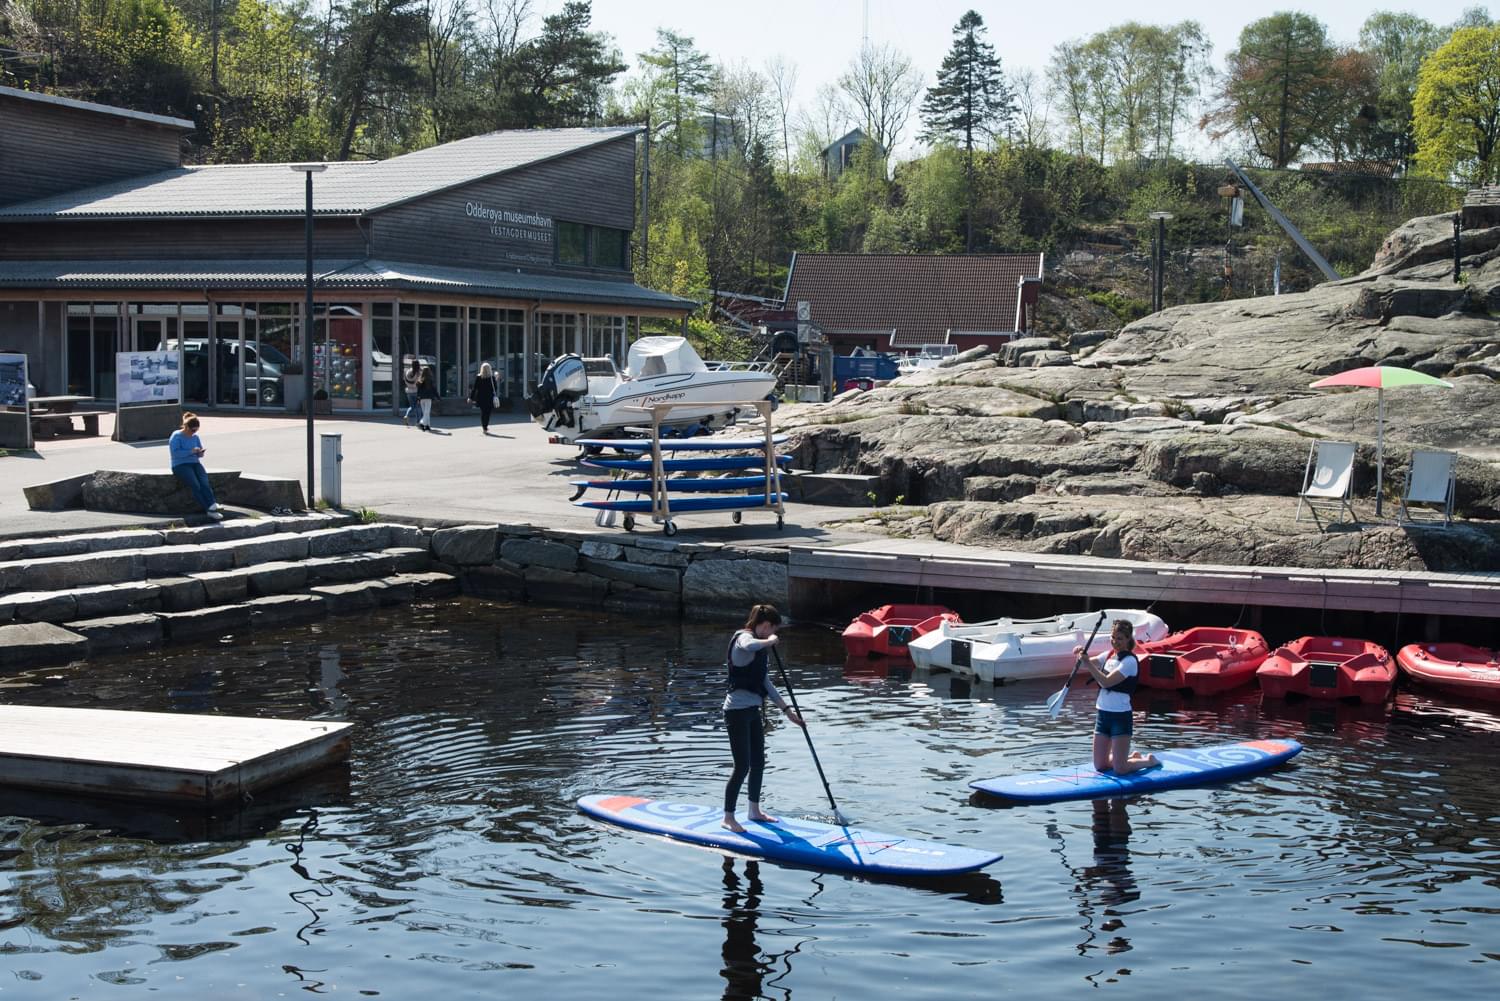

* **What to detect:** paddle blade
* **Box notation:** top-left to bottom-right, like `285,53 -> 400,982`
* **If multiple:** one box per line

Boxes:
1045,685 -> 1070,718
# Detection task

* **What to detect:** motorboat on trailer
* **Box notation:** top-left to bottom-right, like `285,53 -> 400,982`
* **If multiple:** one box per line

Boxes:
895,343 -> 959,377
1136,626 -> 1271,696
905,608 -> 1170,683
1257,636 -> 1395,704
1395,643 -> 1500,702
842,604 -> 960,658
527,336 -> 777,445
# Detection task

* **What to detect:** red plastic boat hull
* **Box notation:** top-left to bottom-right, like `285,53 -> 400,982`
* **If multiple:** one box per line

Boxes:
842,604 -> 959,658
1137,627 -> 1271,696
1257,636 -> 1394,704
1396,643 -> 1500,702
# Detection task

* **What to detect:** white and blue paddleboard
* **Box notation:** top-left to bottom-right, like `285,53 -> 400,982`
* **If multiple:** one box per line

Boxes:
574,493 -> 787,514
570,475 -> 775,494
969,739 -> 1303,804
576,435 -> 789,452
582,455 -> 792,472
578,795 -> 1001,876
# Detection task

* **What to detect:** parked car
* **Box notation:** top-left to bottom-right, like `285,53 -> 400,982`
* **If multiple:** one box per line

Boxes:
167,338 -> 289,406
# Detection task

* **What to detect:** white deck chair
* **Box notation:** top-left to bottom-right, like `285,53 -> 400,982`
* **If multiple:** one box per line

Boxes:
1399,449 -> 1457,526
1295,440 -> 1358,529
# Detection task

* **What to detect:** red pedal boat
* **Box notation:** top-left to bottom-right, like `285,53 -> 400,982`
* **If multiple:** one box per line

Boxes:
1136,626 -> 1271,696
1257,636 -> 1394,704
1396,643 -> 1500,702
842,604 -> 959,658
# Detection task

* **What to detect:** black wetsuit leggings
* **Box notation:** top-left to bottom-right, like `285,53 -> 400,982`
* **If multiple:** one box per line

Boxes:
724,706 -> 766,814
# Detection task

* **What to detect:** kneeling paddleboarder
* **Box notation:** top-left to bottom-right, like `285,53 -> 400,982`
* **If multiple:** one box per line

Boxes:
1074,619 -> 1160,775
723,604 -> 804,832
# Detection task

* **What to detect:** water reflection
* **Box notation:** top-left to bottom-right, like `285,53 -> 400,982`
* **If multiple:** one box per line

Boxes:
1052,798 -> 1140,960
719,859 -> 772,1001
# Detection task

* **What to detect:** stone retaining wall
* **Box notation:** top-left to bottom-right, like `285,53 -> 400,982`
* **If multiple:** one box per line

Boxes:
432,523 -> 790,618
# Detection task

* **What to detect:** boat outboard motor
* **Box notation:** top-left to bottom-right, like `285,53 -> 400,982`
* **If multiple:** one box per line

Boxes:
527,353 -> 589,427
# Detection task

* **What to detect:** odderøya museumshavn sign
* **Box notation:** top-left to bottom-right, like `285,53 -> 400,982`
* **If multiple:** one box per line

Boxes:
463,202 -> 554,244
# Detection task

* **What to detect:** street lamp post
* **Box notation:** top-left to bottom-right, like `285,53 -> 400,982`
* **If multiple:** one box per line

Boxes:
1148,211 -> 1174,314
289,163 -> 326,509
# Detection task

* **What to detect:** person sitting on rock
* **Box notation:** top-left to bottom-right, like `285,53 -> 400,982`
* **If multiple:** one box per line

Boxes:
169,412 -> 222,520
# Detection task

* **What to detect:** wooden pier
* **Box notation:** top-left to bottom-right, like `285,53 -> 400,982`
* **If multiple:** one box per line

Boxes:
0,706 -> 352,805
789,538 -> 1500,619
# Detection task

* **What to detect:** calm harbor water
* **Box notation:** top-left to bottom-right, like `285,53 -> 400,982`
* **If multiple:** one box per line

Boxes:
1,598 -> 1497,999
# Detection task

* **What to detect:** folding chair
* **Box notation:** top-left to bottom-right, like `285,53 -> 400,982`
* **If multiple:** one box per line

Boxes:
1399,449 -> 1457,526
1295,440 -> 1358,529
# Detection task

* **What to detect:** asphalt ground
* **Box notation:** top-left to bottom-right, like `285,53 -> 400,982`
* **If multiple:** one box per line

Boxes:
2,408 -> 874,547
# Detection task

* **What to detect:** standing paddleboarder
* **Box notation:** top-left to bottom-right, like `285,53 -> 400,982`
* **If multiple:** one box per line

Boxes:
1074,619 -> 1161,775
723,604 -> 804,832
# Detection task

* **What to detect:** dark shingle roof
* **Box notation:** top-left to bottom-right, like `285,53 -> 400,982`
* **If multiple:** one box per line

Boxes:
783,253 -> 1044,346
0,257 -> 695,311
0,84 -> 195,130
0,127 -> 638,220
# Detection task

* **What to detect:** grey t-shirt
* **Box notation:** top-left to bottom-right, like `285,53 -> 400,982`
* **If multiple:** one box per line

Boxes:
722,631 -> 785,711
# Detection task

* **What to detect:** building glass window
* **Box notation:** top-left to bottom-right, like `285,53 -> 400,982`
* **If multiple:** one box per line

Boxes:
534,312 -> 578,379
593,228 -> 629,270
558,221 -> 588,265
372,302 -> 394,409
586,315 -> 625,361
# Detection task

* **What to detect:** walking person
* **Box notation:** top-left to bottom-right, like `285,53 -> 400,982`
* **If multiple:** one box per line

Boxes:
469,361 -> 499,434
1074,619 -> 1160,775
401,356 -> 422,427
722,603 -> 804,833
416,364 -> 438,431
169,412 -> 222,521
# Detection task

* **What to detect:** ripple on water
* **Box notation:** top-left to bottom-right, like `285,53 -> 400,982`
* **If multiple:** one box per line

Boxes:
0,601 -> 1498,998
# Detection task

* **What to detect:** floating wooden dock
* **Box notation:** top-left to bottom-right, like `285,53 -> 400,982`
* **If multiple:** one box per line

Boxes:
0,706 -> 352,805
789,539 -> 1500,619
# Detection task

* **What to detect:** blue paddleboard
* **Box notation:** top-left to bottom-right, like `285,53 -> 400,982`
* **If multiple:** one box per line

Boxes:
575,493 -> 787,513
578,795 -> 1001,876
582,455 -> 792,472
571,475 -> 777,493
969,739 -> 1303,803
576,434 -> 789,451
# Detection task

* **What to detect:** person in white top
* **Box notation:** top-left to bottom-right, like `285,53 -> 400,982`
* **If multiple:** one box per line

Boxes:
1074,618 -> 1160,775
721,603 -> 804,832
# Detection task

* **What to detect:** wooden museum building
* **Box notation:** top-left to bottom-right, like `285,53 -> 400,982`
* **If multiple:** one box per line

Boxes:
0,84 -> 693,415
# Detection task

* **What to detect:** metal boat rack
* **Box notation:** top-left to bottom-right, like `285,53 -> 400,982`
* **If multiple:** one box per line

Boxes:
574,400 -> 787,536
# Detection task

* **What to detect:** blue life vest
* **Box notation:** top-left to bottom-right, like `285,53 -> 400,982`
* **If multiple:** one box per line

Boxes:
726,630 -> 769,697
1101,653 -> 1139,696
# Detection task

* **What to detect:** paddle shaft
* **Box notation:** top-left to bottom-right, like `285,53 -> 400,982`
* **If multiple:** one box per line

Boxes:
771,645 -> 846,822
1050,611 -> 1109,716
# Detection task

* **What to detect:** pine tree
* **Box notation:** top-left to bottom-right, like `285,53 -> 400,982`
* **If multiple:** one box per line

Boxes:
920,10 -> 1015,250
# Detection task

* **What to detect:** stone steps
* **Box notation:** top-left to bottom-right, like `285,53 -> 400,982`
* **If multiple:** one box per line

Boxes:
2,571 -> 460,665
0,513 -> 473,668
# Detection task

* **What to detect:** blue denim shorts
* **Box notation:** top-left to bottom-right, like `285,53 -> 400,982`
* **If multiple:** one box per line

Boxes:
1095,709 -> 1134,737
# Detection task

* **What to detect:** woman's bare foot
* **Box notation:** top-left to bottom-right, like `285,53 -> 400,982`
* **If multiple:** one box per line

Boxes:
723,815 -> 746,833
747,806 -> 778,824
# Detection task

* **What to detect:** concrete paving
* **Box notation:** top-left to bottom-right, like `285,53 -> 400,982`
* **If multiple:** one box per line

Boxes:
2,409 -> 878,548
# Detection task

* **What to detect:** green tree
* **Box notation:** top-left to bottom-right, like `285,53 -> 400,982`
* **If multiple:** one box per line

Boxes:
506,1 -> 622,127
639,28 -> 714,156
1208,12 -> 1340,167
919,10 -> 1013,250
1359,11 -> 1443,168
1413,25 -> 1500,184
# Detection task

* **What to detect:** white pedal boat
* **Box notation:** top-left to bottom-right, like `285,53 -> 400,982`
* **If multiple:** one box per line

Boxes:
906,608 -> 1170,683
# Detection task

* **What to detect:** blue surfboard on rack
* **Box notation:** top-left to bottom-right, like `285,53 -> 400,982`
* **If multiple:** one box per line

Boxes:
571,475 -> 776,494
575,493 -> 787,513
582,455 -> 792,472
578,795 -> 1001,876
575,435 -> 789,451
969,739 -> 1303,803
